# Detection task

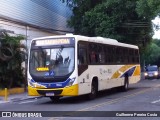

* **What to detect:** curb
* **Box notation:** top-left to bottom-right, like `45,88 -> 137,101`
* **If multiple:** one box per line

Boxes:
0,95 -> 43,103
0,88 -> 25,96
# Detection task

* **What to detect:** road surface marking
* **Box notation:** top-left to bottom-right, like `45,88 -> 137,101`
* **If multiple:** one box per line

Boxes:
76,84 -> 160,111
47,84 -> 160,119
19,99 -> 37,104
0,101 -> 10,104
151,99 -> 160,104
52,88 -> 152,118
77,89 -> 151,111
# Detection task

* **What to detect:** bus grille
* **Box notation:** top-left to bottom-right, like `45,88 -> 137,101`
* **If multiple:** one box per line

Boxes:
37,90 -> 63,95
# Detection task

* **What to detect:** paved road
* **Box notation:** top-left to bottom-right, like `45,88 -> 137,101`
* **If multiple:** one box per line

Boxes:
0,79 -> 160,120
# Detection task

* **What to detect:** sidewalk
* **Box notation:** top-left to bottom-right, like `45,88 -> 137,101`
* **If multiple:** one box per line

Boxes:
0,92 -> 37,103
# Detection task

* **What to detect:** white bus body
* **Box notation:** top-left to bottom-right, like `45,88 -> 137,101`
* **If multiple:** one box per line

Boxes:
27,34 -> 140,100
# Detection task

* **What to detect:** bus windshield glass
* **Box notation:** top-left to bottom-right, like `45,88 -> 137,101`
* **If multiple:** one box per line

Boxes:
29,47 -> 74,77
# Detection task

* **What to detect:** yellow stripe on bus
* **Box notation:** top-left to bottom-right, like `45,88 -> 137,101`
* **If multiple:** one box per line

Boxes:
132,65 -> 141,76
111,65 -> 137,79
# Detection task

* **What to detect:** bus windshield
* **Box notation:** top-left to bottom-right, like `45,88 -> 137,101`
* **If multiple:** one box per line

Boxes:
29,47 -> 74,77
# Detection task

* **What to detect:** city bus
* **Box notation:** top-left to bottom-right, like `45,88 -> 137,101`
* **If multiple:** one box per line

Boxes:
27,34 -> 140,102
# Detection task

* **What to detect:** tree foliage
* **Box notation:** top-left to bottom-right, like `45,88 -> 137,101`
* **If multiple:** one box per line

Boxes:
61,0 -> 159,49
136,0 -> 160,19
144,41 -> 160,65
0,33 -> 25,89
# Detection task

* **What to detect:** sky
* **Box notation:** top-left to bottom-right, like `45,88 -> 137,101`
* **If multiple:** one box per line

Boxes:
152,17 -> 160,39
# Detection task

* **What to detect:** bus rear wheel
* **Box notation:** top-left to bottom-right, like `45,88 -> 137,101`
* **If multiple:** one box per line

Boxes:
50,96 -> 60,103
121,77 -> 129,91
88,80 -> 98,100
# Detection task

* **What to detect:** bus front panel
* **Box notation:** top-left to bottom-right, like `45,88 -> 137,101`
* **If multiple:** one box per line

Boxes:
28,37 -> 78,96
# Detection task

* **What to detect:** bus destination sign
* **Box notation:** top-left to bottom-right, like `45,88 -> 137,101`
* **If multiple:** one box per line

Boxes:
35,38 -> 71,46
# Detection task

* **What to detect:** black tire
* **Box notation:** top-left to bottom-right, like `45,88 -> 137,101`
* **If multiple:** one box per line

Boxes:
50,96 -> 60,103
88,80 -> 98,100
123,77 -> 129,91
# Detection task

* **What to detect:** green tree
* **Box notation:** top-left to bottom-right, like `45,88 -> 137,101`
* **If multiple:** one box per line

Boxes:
136,0 -> 160,34
144,41 -> 160,66
136,0 -> 160,19
63,0 -> 155,47
153,38 -> 160,46
0,33 -> 26,89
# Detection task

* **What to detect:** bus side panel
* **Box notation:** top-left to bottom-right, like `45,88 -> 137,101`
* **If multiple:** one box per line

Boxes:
129,65 -> 141,84
107,65 -> 123,88
78,65 -> 122,95
78,64 -> 140,96
78,70 -> 91,95
78,65 -> 111,95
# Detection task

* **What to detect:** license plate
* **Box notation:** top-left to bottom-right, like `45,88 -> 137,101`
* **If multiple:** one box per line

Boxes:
149,74 -> 153,77
46,92 -> 54,96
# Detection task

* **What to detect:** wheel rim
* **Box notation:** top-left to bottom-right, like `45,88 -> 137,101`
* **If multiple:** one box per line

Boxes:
90,82 -> 97,99
125,80 -> 129,90
125,82 -> 128,89
91,85 -> 96,95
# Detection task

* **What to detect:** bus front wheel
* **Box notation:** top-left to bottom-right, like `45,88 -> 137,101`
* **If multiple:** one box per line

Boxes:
50,96 -> 60,103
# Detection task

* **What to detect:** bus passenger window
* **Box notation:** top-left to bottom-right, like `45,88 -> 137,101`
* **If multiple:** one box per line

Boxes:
90,51 -> 96,63
99,53 -> 105,63
78,49 -> 87,65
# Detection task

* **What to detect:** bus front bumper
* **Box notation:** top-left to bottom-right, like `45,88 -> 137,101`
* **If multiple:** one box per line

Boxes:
28,84 -> 78,96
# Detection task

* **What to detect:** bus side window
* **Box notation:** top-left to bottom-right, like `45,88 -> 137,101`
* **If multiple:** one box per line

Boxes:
98,45 -> 105,64
78,43 -> 87,65
90,51 -> 96,63
78,49 -> 87,64
123,48 -> 128,64
89,43 -> 98,64
105,46 -> 111,64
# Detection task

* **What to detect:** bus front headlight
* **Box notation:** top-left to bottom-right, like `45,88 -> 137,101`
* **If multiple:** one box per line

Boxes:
29,79 -> 46,88
66,77 -> 76,87
28,79 -> 35,87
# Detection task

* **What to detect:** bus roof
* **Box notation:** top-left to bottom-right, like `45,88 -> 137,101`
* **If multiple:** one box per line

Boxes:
32,34 -> 138,49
